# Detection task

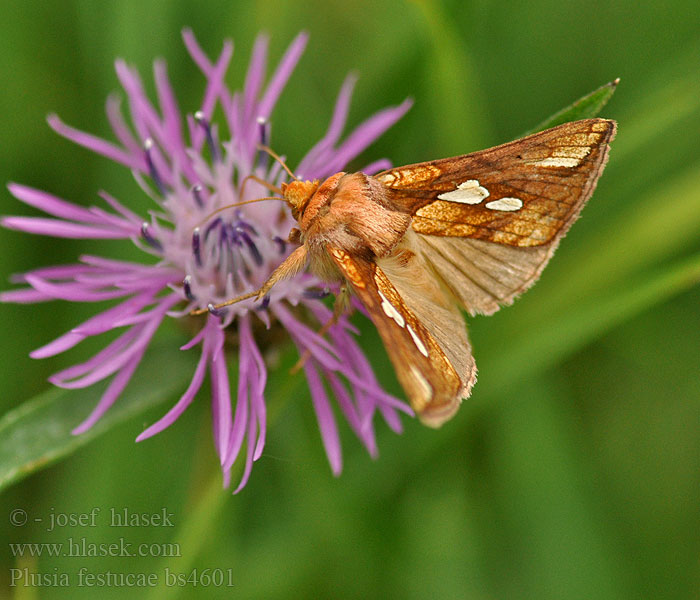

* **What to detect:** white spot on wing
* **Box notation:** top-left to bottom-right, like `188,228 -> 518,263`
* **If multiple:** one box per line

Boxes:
410,366 -> 433,405
531,157 -> 581,168
377,286 -> 429,358
485,197 -> 523,211
377,289 -> 405,327
528,146 -> 591,168
438,179 -> 489,204
407,324 -> 429,357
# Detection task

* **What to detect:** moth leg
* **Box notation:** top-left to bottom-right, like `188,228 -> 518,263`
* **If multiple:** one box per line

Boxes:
290,282 -> 350,374
189,245 -> 308,316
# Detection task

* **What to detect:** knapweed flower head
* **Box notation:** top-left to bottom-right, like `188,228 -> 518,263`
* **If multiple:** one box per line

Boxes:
2,31 -> 414,491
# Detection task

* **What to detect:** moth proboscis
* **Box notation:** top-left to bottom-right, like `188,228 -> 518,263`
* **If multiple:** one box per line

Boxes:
194,118 -> 617,427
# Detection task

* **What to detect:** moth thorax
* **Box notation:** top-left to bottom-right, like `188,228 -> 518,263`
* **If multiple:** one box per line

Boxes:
282,180 -> 319,220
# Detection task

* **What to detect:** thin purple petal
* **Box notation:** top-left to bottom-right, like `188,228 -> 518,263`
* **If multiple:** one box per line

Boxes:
180,326 -> 208,351
24,274 -> 130,302
2,216 -> 132,239
376,402 -> 405,434
326,372 -> 378,457
297,74 -> 356,176
114,61 -> 162,146
7,184 -> 105,224
106,94 -> 142,158
232,408 -> 257,494
97,192 -> 142,226
209,325 -> 232,463
361,158 -> 393,175
323,98 -> 413,176
154,61 -> 199,184
48,114 -> 146,171
257,32 -> 309,120
72,351 -> 142,434
224,342 -> 249,471
136,322 -> 211,441
31,293 -> 154,358
78,254 -> 168,273
242,34 -> 268,123
50,329 -> 139,383
182,31 -> 234,150
10,263 -> 93,283
244,319 -> 268,461
304,361 -> 342,476
0,289 -> 53,303
31,331 -> 84,359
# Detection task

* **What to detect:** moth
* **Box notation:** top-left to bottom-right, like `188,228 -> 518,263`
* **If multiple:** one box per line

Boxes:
197,118 -> 616,427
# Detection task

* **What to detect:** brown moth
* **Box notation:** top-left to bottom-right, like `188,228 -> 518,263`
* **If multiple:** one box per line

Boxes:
197,118 -> 616,427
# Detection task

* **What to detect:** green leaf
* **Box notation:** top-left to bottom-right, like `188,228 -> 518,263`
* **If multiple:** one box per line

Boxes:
519,164 -> 700,322
481,251 -> 700,398
525,78 -> 620,135
146,473 -> 231,600
0,335 -> 194,492
410,0 -> 492,153
609,72 -> 699,162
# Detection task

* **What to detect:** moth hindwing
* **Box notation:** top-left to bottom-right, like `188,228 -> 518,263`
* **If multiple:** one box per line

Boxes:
326,244 -> 476,427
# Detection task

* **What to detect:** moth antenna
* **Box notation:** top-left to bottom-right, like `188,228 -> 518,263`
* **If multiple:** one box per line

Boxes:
193,196 -> 284,230
239,173 -> 284,200
257,145 -> 300,181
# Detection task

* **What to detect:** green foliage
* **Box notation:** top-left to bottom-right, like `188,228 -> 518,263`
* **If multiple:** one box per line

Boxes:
0,336 -> 196,491
1,1 -> 699,598
525,79 -> 619,135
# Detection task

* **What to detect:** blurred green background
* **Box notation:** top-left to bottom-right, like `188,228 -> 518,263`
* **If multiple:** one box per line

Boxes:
1,1 -> 699,598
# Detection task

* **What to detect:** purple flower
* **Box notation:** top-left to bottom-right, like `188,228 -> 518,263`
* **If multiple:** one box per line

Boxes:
2,31 -> 414,491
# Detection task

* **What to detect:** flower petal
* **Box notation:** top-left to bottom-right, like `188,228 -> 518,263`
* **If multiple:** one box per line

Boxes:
209,324 -> 232,464
297,74 -> 357,177
31,292 -> 157,358
361,158 -> 393,175
136,324 -> 210,441
2,216 -> 132,239
304,361 -> 342,476
0,288 -> 53,303
106,94 -> 142,158
24,274 -> 129,302
242,34 -> 268,124
323,98 -> 413,177
7,184 -> 105,224
257,32 -> 309,120
72,352 -> 143,434
48,114 -> 146,171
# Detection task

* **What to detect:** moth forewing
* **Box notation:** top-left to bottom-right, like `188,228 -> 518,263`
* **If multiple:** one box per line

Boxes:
378,118 -> 616,246
374,118 -> 617,315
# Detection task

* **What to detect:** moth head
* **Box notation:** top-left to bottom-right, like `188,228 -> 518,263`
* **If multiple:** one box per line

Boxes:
281,180 -> 319,221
